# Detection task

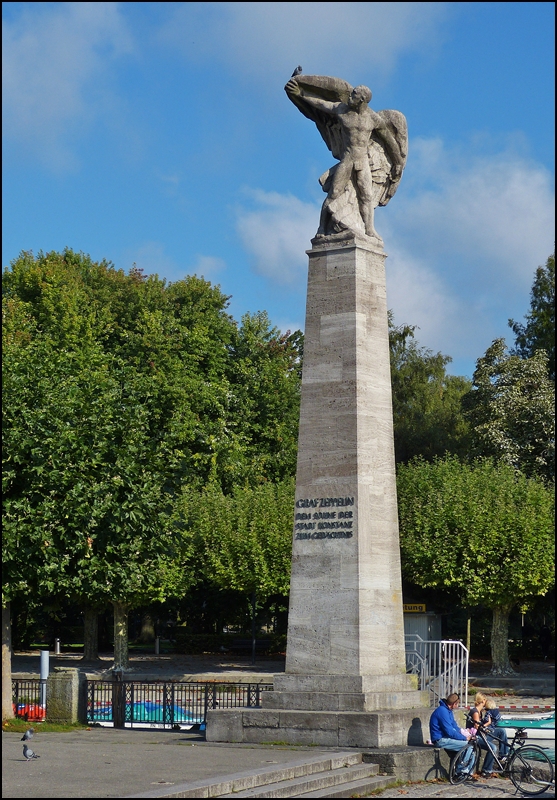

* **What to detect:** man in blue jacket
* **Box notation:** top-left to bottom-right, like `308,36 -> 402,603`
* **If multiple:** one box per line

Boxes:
430,693 -> 476,780
430,693 -> 471,751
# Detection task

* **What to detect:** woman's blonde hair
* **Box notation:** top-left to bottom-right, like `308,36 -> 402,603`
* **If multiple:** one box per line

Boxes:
485,699 -> 497,710
474,692 -> 487,705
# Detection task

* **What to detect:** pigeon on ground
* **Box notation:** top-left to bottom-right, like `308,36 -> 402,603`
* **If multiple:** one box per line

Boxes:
23,744 -> 40,761
291,65 -> 302,77
20,728 -> 34,741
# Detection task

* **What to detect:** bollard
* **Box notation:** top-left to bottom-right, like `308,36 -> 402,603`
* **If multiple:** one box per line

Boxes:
155,636 -> 160,655
54,637 -> 61,655
40,650 -> 49,708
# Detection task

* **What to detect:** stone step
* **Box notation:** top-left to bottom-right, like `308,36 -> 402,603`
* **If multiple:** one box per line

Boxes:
296,773 -> 396,798
218,762 -> 380,797
125,752 -> 364,798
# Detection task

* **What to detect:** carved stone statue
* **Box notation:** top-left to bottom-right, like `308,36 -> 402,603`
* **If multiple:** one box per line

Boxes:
285,74 -> 407,243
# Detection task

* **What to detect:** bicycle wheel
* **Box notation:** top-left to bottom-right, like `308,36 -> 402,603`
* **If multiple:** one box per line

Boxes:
508,744 -> 554,796
449,742 -> 478,785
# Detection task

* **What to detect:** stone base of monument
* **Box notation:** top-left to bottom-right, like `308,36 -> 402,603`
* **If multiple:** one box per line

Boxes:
262,674 -> 429,712
205,706 -> 433,748
207,672 -> 432,748
206,673 -> 431,747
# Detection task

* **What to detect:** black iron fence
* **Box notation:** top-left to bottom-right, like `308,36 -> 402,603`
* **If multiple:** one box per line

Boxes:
86,680 -> 273,729
11,679 -> 46,721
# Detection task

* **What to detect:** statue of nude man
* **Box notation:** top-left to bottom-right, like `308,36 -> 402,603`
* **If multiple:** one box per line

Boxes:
285,79 -> 404,239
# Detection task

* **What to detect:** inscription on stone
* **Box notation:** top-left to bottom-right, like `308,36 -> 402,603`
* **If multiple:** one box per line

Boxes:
294,497 -> 355,540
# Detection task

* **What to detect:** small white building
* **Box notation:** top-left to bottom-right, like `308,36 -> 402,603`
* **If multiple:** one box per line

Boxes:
403,604 -> 443,641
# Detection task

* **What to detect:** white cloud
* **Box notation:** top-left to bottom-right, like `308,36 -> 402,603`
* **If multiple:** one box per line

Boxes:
158,2 -> 449,85
190,255 -> 226,280
381,135 -> 555,372
236,189 -> 319,284
393,137 -> 555,291
2,2 -> 133,170
385,249 -> 459,348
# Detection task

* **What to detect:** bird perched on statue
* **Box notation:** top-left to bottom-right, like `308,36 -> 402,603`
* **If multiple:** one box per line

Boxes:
23,744 -> 40,761
20,728 -> 34,741
291,65 -> 302,77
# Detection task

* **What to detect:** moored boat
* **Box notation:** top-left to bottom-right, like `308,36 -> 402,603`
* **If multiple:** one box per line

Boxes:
497,711 -> 555,741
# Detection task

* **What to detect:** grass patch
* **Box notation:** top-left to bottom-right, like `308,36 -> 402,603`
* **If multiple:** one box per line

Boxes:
2,719 -> 90,733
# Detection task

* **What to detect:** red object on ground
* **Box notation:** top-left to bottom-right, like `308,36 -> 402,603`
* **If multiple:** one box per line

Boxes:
14,703 -> 46,721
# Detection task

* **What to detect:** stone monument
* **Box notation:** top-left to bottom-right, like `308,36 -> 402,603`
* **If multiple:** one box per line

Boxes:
206,74 -> 431,748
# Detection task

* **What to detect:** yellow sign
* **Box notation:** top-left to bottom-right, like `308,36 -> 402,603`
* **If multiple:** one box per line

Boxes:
403,603 -> 426,613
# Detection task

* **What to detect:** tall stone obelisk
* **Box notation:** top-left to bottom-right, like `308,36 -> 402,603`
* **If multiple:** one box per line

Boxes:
283,234 -> 410,688
206,74 -> 430,747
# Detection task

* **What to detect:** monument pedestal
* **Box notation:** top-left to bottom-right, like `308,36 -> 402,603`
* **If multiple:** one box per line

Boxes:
206,707 -> 432,748
206,235 -> 430,748
262,674 -> 429,712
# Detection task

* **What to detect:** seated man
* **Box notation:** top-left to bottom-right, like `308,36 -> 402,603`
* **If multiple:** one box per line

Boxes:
430,693 -> 475,778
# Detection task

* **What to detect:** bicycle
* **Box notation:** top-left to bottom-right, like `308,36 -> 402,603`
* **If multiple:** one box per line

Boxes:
449,724 -> 554,795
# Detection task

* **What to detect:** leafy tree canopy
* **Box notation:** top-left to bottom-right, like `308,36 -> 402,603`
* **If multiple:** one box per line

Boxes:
509,252 -> 555,381
3,250 -> 302,613
228,312 -> 302,488
388,313 -> 472,463
397,456 -> 554,672
178,479 -> 294,599
462,338 -> 555,482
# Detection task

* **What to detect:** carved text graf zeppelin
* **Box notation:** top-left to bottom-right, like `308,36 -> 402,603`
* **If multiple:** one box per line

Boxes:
294,496 -> 355,540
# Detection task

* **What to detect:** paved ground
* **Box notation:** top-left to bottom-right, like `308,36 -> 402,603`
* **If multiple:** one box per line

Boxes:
6,653 -> 554,798
2,728 -> 333,798
3,728 -> 555,799
11,651 -> 285,683
372,775 -> 555,797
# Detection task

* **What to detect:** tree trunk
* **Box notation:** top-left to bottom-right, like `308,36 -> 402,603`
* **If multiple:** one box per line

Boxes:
490,604 -> 516,675
113,602 -> 129,670
2,603 -> 14,720
138,612 -> 155,643
82,606 -> 99,661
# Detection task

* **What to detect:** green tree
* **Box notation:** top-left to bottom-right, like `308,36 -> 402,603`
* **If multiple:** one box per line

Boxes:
178,479 -> 294,661
228,312 -> 302,488
462,339 -> 555,482
180,479 -> 294,597
2,333 -> 193,670
388,314 -> 472,463
509,252 -> 555,381
3,249 -> 303,694
2,250 -> 239,680
397,456 -> 555,674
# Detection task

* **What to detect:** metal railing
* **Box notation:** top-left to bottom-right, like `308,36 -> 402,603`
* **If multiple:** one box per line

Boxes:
11,679 -> 46,721
86,680 -> 273,729
405,635 -> 469,707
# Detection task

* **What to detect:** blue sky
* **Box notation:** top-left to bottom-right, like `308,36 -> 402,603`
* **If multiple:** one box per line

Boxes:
3,2 -> 555,378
